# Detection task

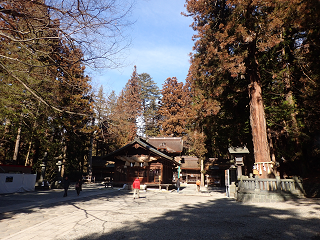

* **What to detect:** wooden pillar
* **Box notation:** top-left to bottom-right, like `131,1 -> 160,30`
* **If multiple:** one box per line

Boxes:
186,170 -> 188,183
200,158 -> 204,186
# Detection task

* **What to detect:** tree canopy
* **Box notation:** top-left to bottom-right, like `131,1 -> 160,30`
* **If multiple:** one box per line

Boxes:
185,0 -> 320,177
0,0 -> 133,180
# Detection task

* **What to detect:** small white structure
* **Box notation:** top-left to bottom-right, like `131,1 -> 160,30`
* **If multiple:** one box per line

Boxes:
0,173 -> 37,194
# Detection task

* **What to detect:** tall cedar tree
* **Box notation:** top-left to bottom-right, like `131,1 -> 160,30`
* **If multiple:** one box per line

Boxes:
114,66 -> 142,144
0,1 -> 93,180
185,0 -> 320,177
92,90 -> 122,155
0,0 -> 133,180
138,73 -> 161,137
93,85 -> 108,156
185,0 -> 252,158
185,0 -> 302,177
158,77 -> 192,137
299,0 -> 320,173
0,0 -> 56,163
102,90 -> 121,153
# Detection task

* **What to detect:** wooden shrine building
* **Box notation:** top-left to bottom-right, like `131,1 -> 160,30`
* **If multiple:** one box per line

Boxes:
103,138 -> 180,185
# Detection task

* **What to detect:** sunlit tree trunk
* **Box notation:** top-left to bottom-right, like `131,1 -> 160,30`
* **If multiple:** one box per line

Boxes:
25,141 -> 32,166
13,125 -> 22,164
248,78 -> 271,178
248,42 -> 271,178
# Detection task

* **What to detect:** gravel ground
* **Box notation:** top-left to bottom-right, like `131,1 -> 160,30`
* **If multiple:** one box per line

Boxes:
1,185 -> 320,240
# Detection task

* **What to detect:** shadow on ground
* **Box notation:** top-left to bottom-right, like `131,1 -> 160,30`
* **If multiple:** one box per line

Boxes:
75,197 -> 320,240
0,188 -> 131,221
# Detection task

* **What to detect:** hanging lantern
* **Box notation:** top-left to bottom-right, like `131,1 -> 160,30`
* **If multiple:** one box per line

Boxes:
134,162 -> 140,167
125,161 -> 130,167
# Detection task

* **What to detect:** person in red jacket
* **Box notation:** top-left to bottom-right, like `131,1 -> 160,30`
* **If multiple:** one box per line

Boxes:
133,177 -> 140,199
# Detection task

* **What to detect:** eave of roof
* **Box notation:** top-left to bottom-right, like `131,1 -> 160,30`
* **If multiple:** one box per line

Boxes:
228,146 -> 250,154
103,138 -> 180,166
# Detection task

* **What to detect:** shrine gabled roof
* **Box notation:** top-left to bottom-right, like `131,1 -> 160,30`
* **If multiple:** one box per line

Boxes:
147,137 -> 183,153
175,156 -> 200,170
103,138 -> 180,166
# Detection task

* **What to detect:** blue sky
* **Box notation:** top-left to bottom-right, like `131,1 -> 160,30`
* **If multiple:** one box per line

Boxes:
90,0 -> 195,95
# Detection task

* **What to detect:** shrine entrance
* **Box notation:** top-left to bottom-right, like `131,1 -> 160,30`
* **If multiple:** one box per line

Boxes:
104,138 -> 180,185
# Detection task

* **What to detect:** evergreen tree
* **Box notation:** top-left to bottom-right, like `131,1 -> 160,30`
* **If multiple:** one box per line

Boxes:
138,73 -> 161,136
110,66 -> 142,145
158,77 -> 192,137
185,0 -> 320,177
93,85 -> 108,156
185,0 -> 251,157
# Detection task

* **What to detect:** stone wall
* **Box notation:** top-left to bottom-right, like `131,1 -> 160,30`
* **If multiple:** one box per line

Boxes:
236,176 -> 306,202
237,189 -> 305,202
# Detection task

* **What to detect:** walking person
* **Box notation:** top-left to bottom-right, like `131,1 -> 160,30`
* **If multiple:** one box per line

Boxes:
176,178 -> 180,193
196,179 -> 201,192
63,176 -> 70,197
75,178 -> 82,196
133,177 -> 140,199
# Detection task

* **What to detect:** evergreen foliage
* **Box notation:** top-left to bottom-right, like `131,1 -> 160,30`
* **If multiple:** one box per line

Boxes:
185,0 -> 320,176
138,73 -> 161,137
158,77 -> 192,137
0,0 -> 132,181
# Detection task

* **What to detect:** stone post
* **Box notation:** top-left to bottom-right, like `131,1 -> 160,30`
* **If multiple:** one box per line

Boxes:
39,162 -> 46,183
254,175 -> 260,191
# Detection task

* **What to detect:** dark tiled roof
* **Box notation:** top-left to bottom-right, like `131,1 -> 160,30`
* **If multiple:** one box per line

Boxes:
147,137 -> 183,153
176,156 -> 200,169
103,138 -> 180,166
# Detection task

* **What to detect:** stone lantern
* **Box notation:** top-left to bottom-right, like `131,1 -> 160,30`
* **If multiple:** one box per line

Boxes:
228,146 -> 250,179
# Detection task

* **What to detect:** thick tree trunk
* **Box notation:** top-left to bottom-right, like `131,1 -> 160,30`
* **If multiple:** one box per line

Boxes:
249,81 -> 271,178
247,41 -> 271,178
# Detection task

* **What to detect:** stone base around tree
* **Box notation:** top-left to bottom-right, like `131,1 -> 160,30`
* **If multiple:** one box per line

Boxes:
237,189 -> 305,203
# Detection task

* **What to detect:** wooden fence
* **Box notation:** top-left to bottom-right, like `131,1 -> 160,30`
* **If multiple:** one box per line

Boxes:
238,176 -> 305,193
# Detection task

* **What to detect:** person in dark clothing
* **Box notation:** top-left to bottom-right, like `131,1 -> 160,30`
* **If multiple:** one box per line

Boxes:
75,178 -> 82,196
176,178 -> 180,193
63,176 -> 70,197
